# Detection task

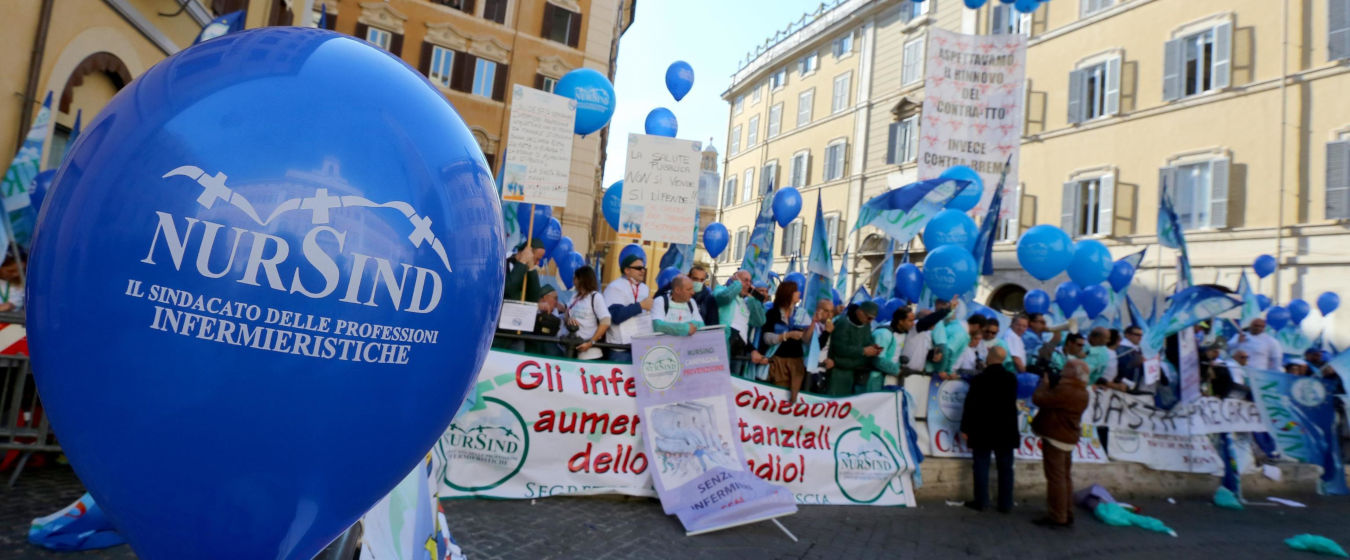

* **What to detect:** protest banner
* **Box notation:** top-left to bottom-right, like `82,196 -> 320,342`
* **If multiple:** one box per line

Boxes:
1105,429 -> 1257,476
918,29 -> 1025,215
1245,368 -> 1349,495
1083,389 -> 1266,436
630,328 -> 796,534
620,134 -> 702,244
924,379 -> 1107,463
500,85 -> 577,207
435,350 -> 919,507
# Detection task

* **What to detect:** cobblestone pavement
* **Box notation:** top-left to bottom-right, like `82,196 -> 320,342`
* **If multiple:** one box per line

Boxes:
7,465 -> 1350,559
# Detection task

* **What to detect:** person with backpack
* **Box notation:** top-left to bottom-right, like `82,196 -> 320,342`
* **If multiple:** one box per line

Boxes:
651,275 -> 704,336
563,266 -> 610,360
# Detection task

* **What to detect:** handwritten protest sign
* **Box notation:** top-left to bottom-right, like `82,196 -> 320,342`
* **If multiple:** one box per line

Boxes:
501,85 -> 576,207
620,134 -> 702,244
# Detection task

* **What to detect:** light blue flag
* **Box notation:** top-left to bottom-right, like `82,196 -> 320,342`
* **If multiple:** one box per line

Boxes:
787,255 -> 799,275
1118,247 -> 1147,277
1,91 -> 51,250
804,192 -> 834,317
1125,293 -> 1150,330
972,157 -> 1011,276
850,285 -> 871,306
741,190 -> 777,285
1158,181 -> 1193,285
852,178 -> 971,245
876,239 -> 895,299
194,10 -> 245,44
1237,271 -> 1260,327
834,250 -> 849,296
1142,286 -> 1242,356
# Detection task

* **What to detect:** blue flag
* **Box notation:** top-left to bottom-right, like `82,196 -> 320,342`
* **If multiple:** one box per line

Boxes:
1237,271 -> 1260,327
318,3 -> 328,28
1158,180 -> 1193,285
853,178 -> 971,244
194,11 -> 245,44
1246,368 -> 1349,495
1143,286 -> 1242,356
972,157 -> 1011,276
787,255 -> 799,275
804,192 -> 834,317
834,250 -> 849,297
849,285 -> 871,306
876,239 -> 895,300
1,90 -> 51,251
741,189 -> 777,285
1118,248 -> 1147,287
1125,293 -> 1149,330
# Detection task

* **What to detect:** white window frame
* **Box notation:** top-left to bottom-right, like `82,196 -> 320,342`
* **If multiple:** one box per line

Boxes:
539,75 -> 557,93
1328,135 -> 1350,219
1080,0 -> 1114,18
770,67 -> 788,91
901,37 -> 925,86
900,0 -> 930,23
730,125 -> 742,154
832,32 -> 854,59
1061,176 -> 1114,238
824,140 -> 847,181
831,72 -> 852,114
1332,0 -> 1350,61
747,115 -> 760,147
1067,54 -> 1121,123
723,177 -> 738,208
752,83 -> 762,104
799,51 -> 819,77
734,228 -> 750,261
768,103 -> 783,138
996,184 -> 1023,242
991,4 -> 1031,36
782,219 -> 806,257
824,213 -> 843,255
472,58 -> 497,98
743,168 -> 755,203
887,115 -> 919,164
734,95 -> 745,115
761,160 -> 779,194
428,45 -> 455,88
366,27 -> 392,50
797,89 -> 814,127
790,150 -> 811,188
1163,20 -> 1232,102
1159,156 -> 1230,231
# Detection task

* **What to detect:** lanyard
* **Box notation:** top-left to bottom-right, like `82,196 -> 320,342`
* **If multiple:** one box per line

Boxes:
567,292 -> 589,313
1,283 -> 9,304
630,280 -> 640,303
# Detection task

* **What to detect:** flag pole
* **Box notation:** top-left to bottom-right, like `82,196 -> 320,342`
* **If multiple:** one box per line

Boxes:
522,204 -> 536,302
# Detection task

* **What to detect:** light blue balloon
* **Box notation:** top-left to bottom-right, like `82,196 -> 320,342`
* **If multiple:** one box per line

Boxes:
540,217 -> 562,253
703,222 -> 729,258
785,272 -> 807,294
773,187 -> 803,227
556,68 -> 616,136
644,107 -> 678,137
27,28 -> 503,560
657,266 -> 681,291
895,262 -> 923,302
1055,282 -> 1082,316
963,0 -> 988,8
619,243 -> 646,266
665,61 -> 694,101
923,208 -> 978,252
1067,239 -> 1112,286
1288,298 -> 1311,324
1016,224 -> 1073,281
1023,289 -> 1050,314
923,245 -> 978,300
940,165 -> 984,212
1318,292 -> 1340,316
1079,284 -> 1111,319
602,180 -> 622,231
1256,294 -> 1272,311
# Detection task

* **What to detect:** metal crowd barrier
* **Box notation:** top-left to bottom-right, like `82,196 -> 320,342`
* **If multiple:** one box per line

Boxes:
0,313 -> 58,487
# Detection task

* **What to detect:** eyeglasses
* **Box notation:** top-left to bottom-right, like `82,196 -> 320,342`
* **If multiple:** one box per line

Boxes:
628,266 -> 646,271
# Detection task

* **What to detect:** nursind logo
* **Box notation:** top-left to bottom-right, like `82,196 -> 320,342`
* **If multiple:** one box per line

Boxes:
142,165 -> 450,313
833,427 -> 907,504
639,345 -> 681,391
438,397 -> 529,492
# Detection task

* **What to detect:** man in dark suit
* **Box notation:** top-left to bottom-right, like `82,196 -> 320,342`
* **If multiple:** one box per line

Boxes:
960,345 -> 1019,513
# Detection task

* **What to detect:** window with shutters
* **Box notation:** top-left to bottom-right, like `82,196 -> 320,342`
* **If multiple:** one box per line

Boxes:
1163,23 -> 1231,101
825,213 -> 842,254
366,27 -> 392,50
770,68 -> 788,91
747,116 -> 760,147
996,184 -> 1023,242
761,161 -> 779,194
824,140 -> 847,181
1061,174 -> 1115,237
743,169 -> 755,202
832,33 -> 854,59
730,125 -> 742,154
782,220 -> 805,257
1332,0 -> 1350,61
1160,159 -> 1229,230
797,89 -> 814,127
1067,57 -> 1120,123
768,103 -> 783,138
432,0 -> 474,12
472,59 -> 496,97
536,74 -> 557,93
791,150 -> 810,187
991,5 -> 1030,36
1080,0 -> 1113,18
483,0 -> 508,24
734,96 -> 745,115
832,72 -> 851,114
541,3 -> 581,48
723,177 -> 738,208
901,37 -> 924,86
752,84 -> 762,104
800,52 -> 819,76
734,228 -> 750,261
428,46 -> 455,88
1326,140 -> 1350,219
900,0 -> 928,23
886,116 -> 919,164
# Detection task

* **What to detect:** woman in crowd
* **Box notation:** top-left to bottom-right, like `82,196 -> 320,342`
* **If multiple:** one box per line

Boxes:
761,281 -> 813,404
563,266 -> 611,361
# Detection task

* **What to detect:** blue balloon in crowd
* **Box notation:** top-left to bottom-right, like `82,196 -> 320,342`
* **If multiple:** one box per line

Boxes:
1055,282 -> 1082,316
1079,284 -> 1111,319
1016,373 -> 1040,400
515,203 -> 553,239
923,245 -> 978,300
540,217 -> 562,253
1288,298 -> 1311,325
1067,240 -> 1112,287
1013,0 -> 1039,13
895,262 -> 923,302
665,61 -> 695,101
1023,289 -> 1051,315
1017,224 -> 1073,281
940,166 -> 985,212
29,169 -> 56,215
703,222 -> 729,258
602,181 -> 622,231
881,298 -> 904,323
872,295 -> 888,308
765,300 -> 775,311
785,273 -> 807,294
1318,292 -> 1340,316
657,266 -> 681,291
644,107 -> 678,137
26,28 -> 504,560
1256,294 -> 1272,311
832,289 -> 844,307
1253,254 -> 1277,279
924,209 -> 978,251
1267,306 -> 1291,331
559,249 -> 583,289
619,243 -> 646,266
556,68 -> 616,136
773,187 -> 803,227
963,0 -> 988,10
551,236 -> 574,262
1107,260 -> 1135,292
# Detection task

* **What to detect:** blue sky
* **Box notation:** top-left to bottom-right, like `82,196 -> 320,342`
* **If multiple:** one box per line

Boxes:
600,0 -> 829,188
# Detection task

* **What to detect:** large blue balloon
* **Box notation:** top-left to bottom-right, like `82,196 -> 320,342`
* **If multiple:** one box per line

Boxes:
1079,284 -> 1111,319
785,272 -> 807,294
1288,298 -> 1311,324
540,217 -> 562,253
556,68 -> 616,136
602,181 -> 622,231
551,236 -> 574,262
922,245 -> 978,300
1108,260 -> 1135,292
665,61 -> 694,102
29,169 -> 56,215
703,222 -> 729,258
558,248 -> 581,288
1253,254 -> 1277,279
619,243 -> 646,266
880,298 -> 904,323
644,107 -> 678,138
657,266 -> 681,291
1267,306 -> 1291,331
1023,289 -> 1050,315
923,209 -> 978,251
940,165 -> 984,212
895,262 -> 923,302
1256,294 -> 1272,311
1016,373 -> 1039,400
1318,292 -> 1340,316
515,203 -> 553,239
773,187 -> 803,227
1055,282 -> 1082,317
1017,224 -> 1073,281
1067,240 -> 1112,286
27,28 -> 503,560
1013,0 -> 1038,13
